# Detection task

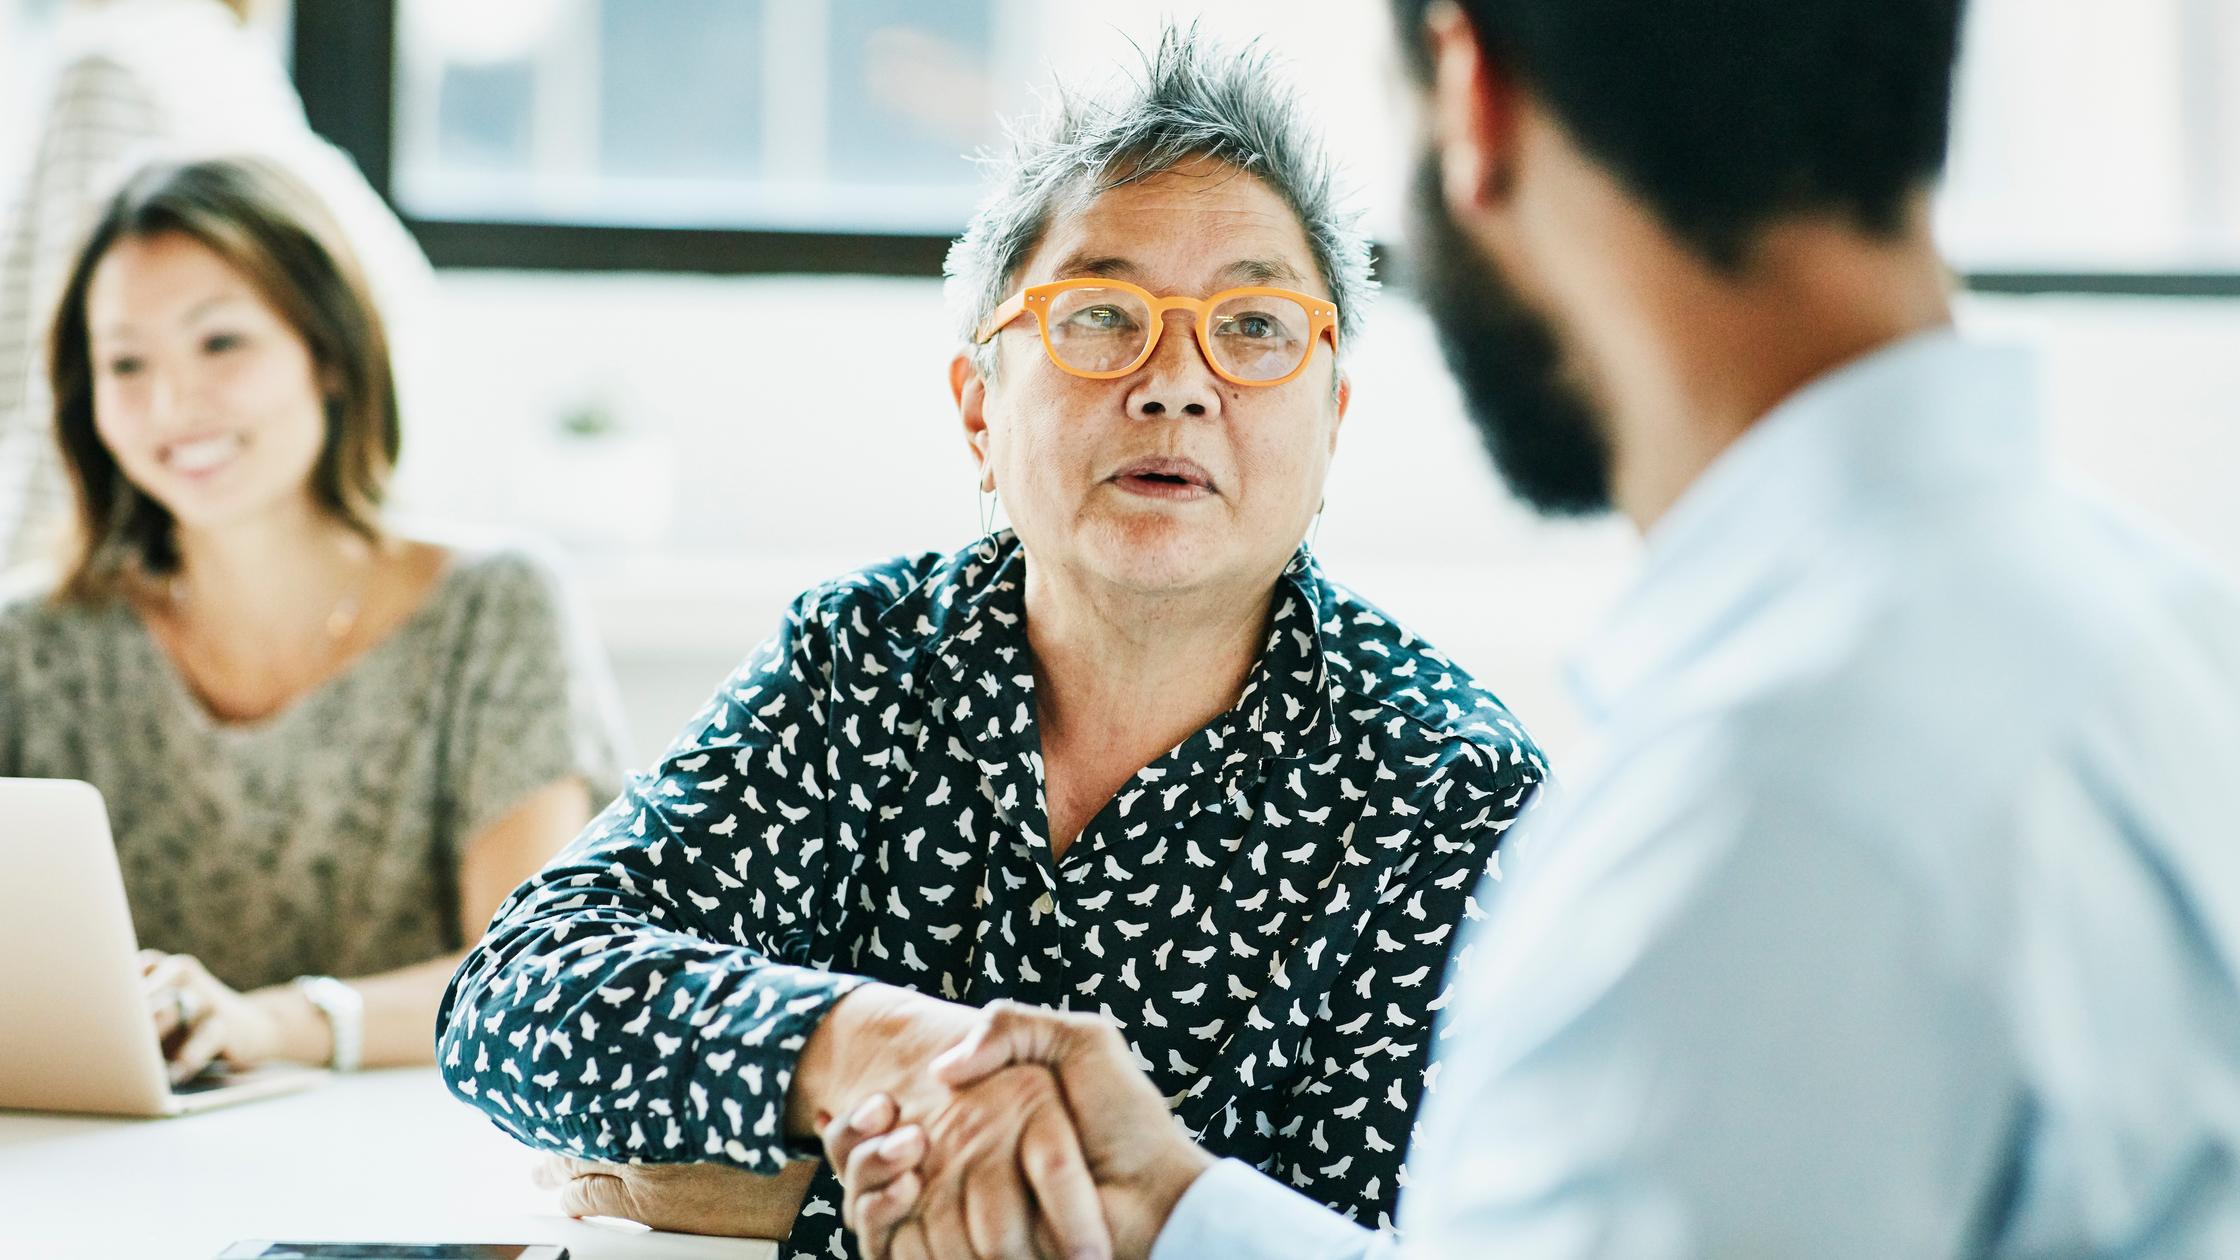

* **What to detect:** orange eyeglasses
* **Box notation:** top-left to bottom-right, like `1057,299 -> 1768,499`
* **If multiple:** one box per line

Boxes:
974,277 -> 1340,388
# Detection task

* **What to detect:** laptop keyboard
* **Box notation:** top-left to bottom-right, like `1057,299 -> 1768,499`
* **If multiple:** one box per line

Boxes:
171,1064 -> 241,1095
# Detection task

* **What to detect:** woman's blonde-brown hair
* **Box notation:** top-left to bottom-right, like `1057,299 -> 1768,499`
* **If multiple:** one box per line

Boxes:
46,155 -> 400,604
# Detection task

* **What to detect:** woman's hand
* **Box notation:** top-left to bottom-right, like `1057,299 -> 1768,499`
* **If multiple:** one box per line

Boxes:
532,1155 -> 819,1237
822,1094 -> 925,1256
829,1002 -> 1216,1260
139,950 -> 326,1081
823,1070 -> 1108,1260
786,983 -> 991,1142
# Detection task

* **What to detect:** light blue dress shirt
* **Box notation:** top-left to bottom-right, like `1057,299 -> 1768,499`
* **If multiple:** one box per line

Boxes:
1152,329 -> 2240,1260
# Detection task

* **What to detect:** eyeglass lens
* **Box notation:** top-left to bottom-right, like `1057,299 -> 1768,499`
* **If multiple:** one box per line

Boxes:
1043,286 -> 1313,381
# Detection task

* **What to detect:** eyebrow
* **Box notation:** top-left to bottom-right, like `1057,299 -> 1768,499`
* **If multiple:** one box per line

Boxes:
94,293 -> 249,342
1048,253 -> 1145,283
182,294 -> 249,323
1046,252 -> 1310,290
1219,257 -> 1307,287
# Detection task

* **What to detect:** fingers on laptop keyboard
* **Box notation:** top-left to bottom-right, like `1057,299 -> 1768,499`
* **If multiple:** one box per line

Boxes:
169,1007 -> 227,1084
143,953 -> 188,1041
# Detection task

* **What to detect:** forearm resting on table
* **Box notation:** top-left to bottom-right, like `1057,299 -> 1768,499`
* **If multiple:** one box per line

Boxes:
247,951 -> 467,1068
545,1155 -> 825,1239
721,1158 -> 820,1235
532,983 -> 923,1241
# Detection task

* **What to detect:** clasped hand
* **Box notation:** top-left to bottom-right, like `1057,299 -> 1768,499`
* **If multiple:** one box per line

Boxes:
819,1000 -> 1214,1260
530,991 -> 1211,1260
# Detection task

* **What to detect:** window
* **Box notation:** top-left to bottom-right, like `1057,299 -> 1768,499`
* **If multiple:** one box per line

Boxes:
391,0 -> 1010,234
292,0 -> 2240,292
1942,0 -> 2240,285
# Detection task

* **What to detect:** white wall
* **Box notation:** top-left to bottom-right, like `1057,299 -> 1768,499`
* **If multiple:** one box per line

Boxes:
5,0 -> 2231,768
399,272 -> 2240,766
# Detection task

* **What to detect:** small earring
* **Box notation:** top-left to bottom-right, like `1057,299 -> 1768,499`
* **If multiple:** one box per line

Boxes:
974,481 -> 1002,561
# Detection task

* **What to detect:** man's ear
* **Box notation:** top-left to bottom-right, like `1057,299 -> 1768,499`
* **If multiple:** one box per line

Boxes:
1422,0 -> 1523,217
950,352 -> 995,491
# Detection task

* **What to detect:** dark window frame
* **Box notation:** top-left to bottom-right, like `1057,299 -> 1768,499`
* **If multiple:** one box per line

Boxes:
292,0 -> 2240,294
290,0 -> 954,276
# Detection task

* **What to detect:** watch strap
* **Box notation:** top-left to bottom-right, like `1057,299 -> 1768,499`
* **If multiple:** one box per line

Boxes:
294,974 -> 364,1072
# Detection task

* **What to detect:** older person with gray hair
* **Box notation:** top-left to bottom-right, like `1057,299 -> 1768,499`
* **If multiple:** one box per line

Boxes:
437,27 -> 1545,1260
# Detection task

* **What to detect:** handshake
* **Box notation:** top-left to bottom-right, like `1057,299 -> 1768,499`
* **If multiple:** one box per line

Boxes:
815,999 -> 1216,1260
537,989 -> 1219,1260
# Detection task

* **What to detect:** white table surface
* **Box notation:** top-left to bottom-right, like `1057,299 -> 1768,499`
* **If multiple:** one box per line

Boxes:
0,1069 -> 780,1260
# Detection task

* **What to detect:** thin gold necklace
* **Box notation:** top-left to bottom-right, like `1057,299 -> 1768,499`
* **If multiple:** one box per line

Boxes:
161,559 -> 374,720
163,548 -> 377,699
168,570 -> 367,644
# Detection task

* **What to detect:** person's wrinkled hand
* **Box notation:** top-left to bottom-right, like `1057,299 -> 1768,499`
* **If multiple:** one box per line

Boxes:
532,1154 -> 819,1238
827,1002 -> 1215,1260
787,983 -> 991,1144
820,1068 -> 1106,1260
933,1002 -> 1214,1260
139,949 -> 283,1083
821,1094 -> 925,1256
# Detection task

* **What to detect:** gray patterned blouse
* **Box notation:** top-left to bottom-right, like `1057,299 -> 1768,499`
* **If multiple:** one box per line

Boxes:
438,534 -> 1547,1258
0,546 -> 627,991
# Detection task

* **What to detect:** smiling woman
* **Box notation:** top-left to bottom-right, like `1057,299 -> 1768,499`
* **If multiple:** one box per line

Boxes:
49,166 -> 398,603
437,25 -> 1547,1260
0,156 -> 625,1085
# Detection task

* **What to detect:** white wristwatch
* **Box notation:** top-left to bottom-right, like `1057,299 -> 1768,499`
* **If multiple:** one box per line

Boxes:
295,975 -> 364,1072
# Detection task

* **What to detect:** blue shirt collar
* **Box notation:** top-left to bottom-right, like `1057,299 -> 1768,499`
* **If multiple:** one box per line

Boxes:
1566,328 -> 2042,725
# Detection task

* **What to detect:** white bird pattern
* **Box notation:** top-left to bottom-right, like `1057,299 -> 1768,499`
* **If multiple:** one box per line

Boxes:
438,536 -> 1545,1259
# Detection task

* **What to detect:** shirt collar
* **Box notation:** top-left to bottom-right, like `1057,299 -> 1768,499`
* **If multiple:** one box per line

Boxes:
1234,548 -> 1343,763
1566,328 -> 2041,725
906,534 -> 1340,764
911,533 -> 1034,702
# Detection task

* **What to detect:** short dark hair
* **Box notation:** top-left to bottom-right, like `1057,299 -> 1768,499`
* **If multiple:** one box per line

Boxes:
949,22 -> 1373,378
1391,0 -> 1967,268
47,156 -> 399,603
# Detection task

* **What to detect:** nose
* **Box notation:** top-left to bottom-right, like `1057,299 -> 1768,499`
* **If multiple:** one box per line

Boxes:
143,367 -> 192,432
1124,309 -> 1223,422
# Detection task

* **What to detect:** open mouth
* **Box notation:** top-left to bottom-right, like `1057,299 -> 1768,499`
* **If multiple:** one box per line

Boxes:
1111,457 -> 1215,499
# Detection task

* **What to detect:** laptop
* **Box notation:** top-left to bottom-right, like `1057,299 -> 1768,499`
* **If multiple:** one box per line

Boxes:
0,777 -> 324,1116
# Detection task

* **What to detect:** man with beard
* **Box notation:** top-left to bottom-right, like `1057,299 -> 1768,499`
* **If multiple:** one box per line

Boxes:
823,1 -> 2240,1257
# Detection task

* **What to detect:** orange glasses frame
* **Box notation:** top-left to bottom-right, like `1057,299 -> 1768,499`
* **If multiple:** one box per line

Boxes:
974,277 -> 1341,388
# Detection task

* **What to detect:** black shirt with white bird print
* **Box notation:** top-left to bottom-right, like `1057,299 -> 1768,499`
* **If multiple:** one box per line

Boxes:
438,533 -> 1546,1258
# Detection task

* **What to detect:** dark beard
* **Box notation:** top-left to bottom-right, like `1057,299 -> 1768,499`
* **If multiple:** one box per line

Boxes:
1402,154 -> 1615,516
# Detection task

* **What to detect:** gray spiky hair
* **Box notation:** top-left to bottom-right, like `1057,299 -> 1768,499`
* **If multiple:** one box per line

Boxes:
945,23 -> 1375,379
